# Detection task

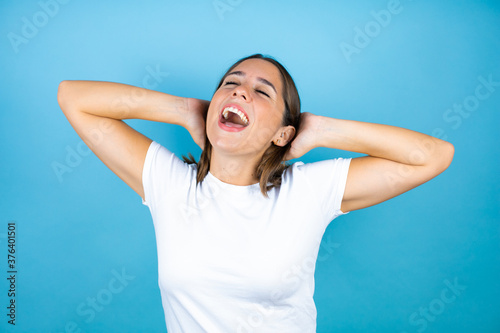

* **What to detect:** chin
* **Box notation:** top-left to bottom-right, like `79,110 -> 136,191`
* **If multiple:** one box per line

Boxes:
209,135 -> 244,153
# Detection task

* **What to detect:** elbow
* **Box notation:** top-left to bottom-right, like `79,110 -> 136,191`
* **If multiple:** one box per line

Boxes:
436,141 -> 455,173
57,80 -> 74,113
57,80 -> 68,111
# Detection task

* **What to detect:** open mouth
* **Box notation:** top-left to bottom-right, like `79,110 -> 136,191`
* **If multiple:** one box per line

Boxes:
219,105 -> 249,128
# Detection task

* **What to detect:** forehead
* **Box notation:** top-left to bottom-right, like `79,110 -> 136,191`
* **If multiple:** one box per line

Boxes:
230,59 -> 283,92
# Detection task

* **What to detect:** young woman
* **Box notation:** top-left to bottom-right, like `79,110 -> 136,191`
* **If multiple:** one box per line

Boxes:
58,54 -> 454,332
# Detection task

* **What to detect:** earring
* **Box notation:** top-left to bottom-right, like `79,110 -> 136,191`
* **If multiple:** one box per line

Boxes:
280,133 -> 284,138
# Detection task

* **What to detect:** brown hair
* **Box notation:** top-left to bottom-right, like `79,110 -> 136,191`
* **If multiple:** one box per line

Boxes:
184,54 -> 301,196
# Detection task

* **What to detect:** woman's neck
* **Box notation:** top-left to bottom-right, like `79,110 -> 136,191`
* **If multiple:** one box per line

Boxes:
209,150 -> 261,186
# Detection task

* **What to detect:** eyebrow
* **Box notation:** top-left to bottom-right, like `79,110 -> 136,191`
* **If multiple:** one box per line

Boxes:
226,71 -> 277,95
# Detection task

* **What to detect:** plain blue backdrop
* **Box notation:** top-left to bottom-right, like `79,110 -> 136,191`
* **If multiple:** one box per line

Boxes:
1,0 -> 499,332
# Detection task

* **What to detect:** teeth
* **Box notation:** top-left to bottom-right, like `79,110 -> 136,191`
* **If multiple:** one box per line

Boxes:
222,107 -> 249,125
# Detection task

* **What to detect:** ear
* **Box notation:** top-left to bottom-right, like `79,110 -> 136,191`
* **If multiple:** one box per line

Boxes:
273,125 -> 296,147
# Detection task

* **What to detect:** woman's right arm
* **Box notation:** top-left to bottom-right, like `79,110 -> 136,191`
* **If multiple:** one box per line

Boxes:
57,80 -> 209,199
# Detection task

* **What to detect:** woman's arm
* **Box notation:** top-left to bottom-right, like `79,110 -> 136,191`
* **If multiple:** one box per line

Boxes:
57,80 -> 209,199
286,113 -> 454,212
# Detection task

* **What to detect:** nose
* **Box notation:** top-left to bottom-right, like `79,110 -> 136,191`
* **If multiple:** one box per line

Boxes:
232,84 -> 250,101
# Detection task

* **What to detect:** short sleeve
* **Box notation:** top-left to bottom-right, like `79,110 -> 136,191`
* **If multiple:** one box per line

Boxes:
292,158 -> 351,222
141,141 -> 195,209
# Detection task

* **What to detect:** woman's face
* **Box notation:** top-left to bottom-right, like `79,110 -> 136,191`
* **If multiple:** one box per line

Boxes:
206,58 -> 287,158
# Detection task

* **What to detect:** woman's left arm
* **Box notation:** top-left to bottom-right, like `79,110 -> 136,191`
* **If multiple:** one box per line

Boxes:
286,113 -> 455,212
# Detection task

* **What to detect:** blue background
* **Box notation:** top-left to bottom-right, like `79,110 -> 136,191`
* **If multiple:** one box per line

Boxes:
1,0 -> 499,332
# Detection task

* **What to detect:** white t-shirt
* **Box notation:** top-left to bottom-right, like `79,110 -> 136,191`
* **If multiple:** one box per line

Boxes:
142,141 -> 351,333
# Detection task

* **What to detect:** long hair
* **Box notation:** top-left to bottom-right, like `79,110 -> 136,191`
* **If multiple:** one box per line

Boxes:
183,54 -> 301,196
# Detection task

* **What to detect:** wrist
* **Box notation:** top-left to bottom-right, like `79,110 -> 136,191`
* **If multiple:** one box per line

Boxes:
172,97 -> 201,128
306,113 -> 329,148
314,115 -> 341,148
176,97 -> 193,128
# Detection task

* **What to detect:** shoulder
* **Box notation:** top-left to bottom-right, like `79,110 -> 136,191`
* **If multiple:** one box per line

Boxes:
146,141 -> 197,172
143,141 -> 198,197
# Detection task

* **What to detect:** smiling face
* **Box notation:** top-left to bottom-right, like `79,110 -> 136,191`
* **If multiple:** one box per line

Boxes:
206,58 -> 289,159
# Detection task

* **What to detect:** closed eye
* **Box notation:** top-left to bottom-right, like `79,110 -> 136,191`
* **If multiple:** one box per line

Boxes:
224,80 -> 270,98
256,89 -> 270,97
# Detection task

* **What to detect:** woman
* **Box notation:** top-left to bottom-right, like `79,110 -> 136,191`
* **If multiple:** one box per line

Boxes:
58,54 -> 454,332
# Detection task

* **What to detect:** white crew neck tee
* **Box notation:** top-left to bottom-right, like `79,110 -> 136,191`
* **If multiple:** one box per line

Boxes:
142,141 -> 351,333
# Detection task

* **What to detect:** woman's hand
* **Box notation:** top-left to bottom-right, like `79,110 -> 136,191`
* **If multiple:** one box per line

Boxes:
185,98 -> 210,149
285,112 -> 321,160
